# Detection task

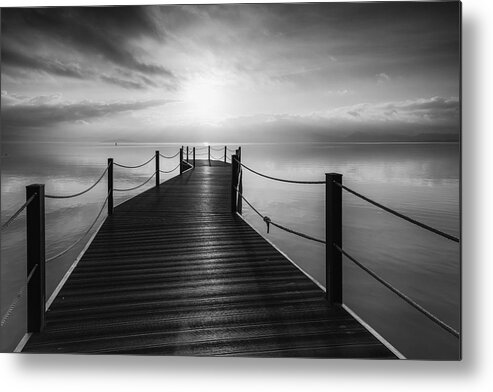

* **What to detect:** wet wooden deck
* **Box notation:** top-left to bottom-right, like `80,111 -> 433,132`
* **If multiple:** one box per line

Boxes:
23,160 -> 395,358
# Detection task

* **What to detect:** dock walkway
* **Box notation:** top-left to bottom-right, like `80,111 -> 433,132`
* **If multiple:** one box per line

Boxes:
23,160 -> 395,357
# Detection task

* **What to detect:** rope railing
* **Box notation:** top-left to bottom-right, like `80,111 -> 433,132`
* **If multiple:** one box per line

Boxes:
210,146 -> 224,152
114,171 -> 157,192
0,264 -> 38,328
45,166 -> 109,199
159,151 -> 180,159
233,157 -> 325,185
234,187 -> 325,244
333,181 -> 459,243
210,154 -> 224,161
333,244 -> 460,338
46,191 -> 110,263
159,164 -> 180,174
114,154 -> 155,169
1,193 -> 37,231
232,174 -> 460,339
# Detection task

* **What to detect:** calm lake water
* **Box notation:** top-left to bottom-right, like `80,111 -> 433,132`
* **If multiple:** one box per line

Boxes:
0,142 -> 460,359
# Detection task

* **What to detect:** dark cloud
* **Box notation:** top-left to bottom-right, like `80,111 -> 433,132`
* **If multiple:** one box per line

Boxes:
1,92 -> 171,129
2,46 -> 88,79
1,6 -> 174,82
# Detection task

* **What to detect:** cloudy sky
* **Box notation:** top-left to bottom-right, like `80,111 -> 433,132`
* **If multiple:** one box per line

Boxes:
1,2 -> 460,143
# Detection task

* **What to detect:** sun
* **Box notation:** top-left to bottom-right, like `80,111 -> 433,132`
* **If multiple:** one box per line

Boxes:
182,76 -> 226,122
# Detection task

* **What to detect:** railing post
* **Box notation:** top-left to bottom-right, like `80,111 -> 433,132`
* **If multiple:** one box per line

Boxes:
186,146 -> 189,163
326,173 -> 342,306
26,184 -> 45,332
208,145 -> 211,166
237,149 -> 243,215
193,147 -> 196,167
224,146 -> 227,163
180,147 -> 183,175
231,154 -> 239,213
108,158 -> 113,215
155,150 -> 160,187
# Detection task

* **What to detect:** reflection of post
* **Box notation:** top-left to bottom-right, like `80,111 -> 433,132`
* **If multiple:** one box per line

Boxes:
326,173 -> 342,306
180,147 -> 183,175
26,184 -> 46,332
107,158 -> 113,215
155,151 -> 160,187
208,146 -> 211,166
193,147 -> 196,167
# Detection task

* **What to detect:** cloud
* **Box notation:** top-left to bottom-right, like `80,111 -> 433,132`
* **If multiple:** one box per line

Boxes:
325,89 -> 353,96
1,7 -> 176,86
1,91 -> 172,129
327,96 -> 459,125
208,96 -> 460,142
376,73 -> 391,84
2,47 -> 89,79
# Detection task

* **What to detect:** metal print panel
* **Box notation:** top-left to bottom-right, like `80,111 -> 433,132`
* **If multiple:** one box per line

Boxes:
0,1 -> 461,360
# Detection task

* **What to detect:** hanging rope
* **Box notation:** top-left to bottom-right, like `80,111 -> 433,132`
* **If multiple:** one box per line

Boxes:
46,191 -> 110,263
45,166 -> 109,199
159,151 -> 180,159
210,154 -> 225,161
234,187 -> 325,244
159,164 -> 180,174
114,172 -> 156,192
233,157 -> 325,185
334,244 -> 460,338
333,181 -> 459,243
1,193 -> 37,231
114,155 -> 155,169
0,264 -> 38,328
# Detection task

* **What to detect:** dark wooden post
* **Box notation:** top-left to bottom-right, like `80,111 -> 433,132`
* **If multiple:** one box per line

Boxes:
208,145 -> 211,166
108,158 -> 113,215
26,184 -> 45,332
155,151 -> 160,187
224,146 -> 227,163
186,146 -> 189,162
326,173 -> 342,305
180,147 -> 183,175
237,150 -> 243,215
231,154 -> 239,213
193,147 -> 196,167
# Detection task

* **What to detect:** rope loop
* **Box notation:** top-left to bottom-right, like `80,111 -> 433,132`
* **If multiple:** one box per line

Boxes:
45,165 -> 109,199
233,157 -> 325,185
159,151 -> 180,159
114,155 -> 154,169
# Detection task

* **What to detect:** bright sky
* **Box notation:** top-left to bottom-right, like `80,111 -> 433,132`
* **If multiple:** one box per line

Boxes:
1,2 -> 460,143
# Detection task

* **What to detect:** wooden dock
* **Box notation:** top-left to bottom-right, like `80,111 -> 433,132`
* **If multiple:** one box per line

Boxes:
22,159 -> 395,357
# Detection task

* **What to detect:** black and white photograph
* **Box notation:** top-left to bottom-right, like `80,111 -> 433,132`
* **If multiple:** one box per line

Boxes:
1,0 -> 461,362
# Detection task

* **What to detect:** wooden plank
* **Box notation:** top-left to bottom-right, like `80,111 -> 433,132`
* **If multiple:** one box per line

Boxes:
23,159 -> 395,358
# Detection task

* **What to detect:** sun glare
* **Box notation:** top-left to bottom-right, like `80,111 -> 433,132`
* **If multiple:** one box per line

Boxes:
183,76 -> 227,122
